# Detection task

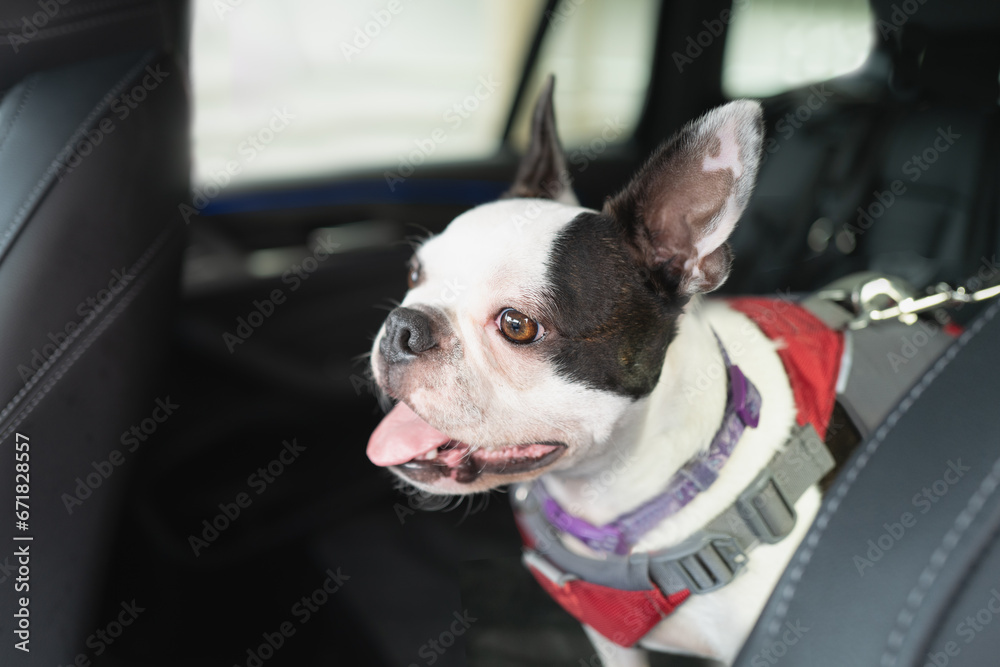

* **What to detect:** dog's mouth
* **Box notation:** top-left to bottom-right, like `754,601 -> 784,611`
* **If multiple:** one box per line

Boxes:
366,402 -> 566,484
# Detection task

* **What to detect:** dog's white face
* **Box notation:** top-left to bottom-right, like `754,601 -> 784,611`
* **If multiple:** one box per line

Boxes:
368,79 -> 763,495
369,198 -> 639,494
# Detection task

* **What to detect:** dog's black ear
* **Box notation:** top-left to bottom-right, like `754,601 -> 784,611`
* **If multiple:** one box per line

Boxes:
606,100 -> 763,295
503,75 -> 577,204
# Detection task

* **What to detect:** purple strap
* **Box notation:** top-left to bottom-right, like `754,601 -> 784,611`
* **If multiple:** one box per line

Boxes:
539,333 -> 762,555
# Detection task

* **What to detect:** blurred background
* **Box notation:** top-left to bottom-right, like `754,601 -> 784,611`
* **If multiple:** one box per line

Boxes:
2,0 -> 999,666
189,0 -> 873,187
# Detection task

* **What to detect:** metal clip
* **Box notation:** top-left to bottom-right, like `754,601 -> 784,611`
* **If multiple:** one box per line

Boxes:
813,272 -> 1000,330
866,282 -> 1000,326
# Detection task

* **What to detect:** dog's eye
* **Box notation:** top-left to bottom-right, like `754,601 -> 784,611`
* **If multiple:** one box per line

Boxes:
498,308 -> 543,344
407,262 -> 421,289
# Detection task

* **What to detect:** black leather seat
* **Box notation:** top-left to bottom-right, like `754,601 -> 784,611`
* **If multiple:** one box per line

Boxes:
735,304 -> 1000,667
727,0 -> 1000,300
733,3 -> 1000,664
0,1 -> 189,662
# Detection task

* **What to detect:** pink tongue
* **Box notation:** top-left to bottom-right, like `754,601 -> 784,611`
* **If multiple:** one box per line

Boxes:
367,402 -> 451,467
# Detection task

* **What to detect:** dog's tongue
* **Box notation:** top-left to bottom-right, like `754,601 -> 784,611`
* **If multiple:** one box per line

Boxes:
367,402 -> 451,467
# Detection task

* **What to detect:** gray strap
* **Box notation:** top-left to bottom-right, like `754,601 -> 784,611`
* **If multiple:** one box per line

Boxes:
516,490 -> 656,591
705,423 -> 834,551
801,276 -> 958,439
836,321 -> 954,437
802,293 -> 856,330
517,424 -> 835,597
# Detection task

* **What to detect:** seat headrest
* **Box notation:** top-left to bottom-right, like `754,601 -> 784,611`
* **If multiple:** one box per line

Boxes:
0,0 -> 189,92
870,0 -> 1000,34
869,0 -> 1000,103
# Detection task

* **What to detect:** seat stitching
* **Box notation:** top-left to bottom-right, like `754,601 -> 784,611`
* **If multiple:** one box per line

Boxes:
879,455 -> 1000,666
0,77 -> 35,154
0,50 -> 155,264
760,299 -> 1000,642
0,0 -> 148,28
0,258 -> 156,442
0,227 -> 177,441
0,225 -> 174,429
0,6 -> 156,43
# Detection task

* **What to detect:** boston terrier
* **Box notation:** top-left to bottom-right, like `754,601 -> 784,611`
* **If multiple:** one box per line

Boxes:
366,78 -> 849,666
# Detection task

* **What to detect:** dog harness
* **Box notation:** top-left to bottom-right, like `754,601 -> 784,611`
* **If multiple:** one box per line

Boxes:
513,288 -> 960,648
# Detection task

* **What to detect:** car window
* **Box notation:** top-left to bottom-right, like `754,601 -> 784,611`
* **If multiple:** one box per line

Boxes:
190,0 -> 542,188
509,0 -> 660,151
722,0 -> 875,99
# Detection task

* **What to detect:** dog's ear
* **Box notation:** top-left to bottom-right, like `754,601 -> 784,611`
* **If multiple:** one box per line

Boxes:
503,75 -> 578,204
606,100 -> 763,295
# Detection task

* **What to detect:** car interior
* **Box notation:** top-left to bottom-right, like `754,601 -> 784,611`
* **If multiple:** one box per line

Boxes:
1,0 -> 999,665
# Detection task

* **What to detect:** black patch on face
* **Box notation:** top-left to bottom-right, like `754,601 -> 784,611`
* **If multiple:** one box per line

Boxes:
542,212 -> 689,398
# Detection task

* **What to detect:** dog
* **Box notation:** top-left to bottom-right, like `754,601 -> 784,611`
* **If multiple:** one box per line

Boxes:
366,77 -> 858,666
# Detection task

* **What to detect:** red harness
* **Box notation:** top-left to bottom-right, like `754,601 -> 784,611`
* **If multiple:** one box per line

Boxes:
517,298 -> 844,647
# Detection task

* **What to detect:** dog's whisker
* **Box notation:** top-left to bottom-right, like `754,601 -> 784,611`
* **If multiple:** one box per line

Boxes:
404,223 -> 434,242
353,84 -> 850,664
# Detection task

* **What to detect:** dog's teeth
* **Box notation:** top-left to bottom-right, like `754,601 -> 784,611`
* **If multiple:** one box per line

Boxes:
423,448 -> 438,460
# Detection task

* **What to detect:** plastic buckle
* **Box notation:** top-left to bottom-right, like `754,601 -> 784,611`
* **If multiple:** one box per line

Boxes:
649,534 -> 748,595
522,549 -> 577,587
736,470 -> 796,544
511,483 -> 538,511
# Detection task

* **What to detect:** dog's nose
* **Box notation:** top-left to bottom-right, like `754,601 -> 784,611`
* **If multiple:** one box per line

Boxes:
380,307 -> 436,364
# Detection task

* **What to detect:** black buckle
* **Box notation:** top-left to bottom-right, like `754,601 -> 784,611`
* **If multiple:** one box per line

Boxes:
649,534 -> 748,595
736,471 -> 796,544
